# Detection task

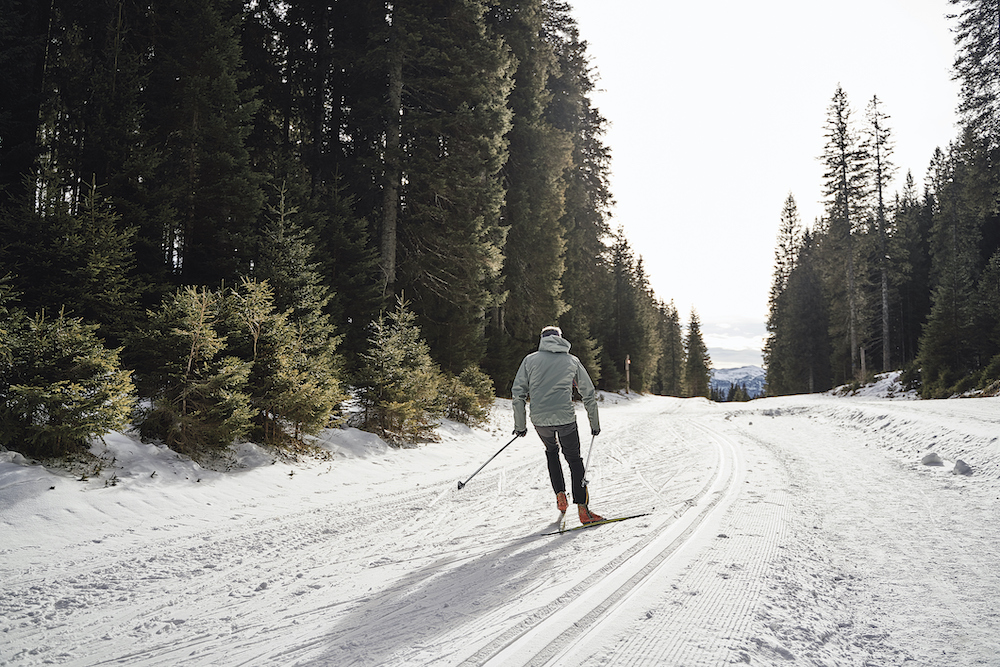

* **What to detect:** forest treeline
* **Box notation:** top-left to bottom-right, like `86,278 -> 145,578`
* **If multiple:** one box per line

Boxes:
0,0 -> 713,460
764,0 -> 999,399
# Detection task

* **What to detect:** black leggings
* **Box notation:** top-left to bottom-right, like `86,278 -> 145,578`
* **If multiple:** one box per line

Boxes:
534,422 -> 588,505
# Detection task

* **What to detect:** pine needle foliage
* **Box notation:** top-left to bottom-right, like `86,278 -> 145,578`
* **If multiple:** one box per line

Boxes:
137,287 -> 253,457
0,180 -> 140,346
223,278 -> 346,449
443,366 -> 496,428
0,310 -> 134,459
682,309 -> 712,399
355,297 -> 445,445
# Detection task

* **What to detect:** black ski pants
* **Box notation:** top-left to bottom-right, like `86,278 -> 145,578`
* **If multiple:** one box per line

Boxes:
534,421 -> 588,505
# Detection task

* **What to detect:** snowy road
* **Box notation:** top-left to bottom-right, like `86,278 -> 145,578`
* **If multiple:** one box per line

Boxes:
2,390 -> 999,666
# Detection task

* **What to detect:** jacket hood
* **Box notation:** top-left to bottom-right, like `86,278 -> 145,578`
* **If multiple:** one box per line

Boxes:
538,334 -> 571,353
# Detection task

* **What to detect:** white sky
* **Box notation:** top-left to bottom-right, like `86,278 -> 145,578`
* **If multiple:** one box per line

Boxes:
571,0 -> 961,368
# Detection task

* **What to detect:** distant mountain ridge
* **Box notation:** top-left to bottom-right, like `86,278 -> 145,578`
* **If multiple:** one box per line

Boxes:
710,365 -> 765,398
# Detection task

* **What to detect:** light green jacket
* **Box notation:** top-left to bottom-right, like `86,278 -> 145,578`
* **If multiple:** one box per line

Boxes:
512,334 -> 600,433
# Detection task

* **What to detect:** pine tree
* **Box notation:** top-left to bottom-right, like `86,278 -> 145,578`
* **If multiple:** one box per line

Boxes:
682,309 -> 712,398
355,297 -> 445,445
137,286 -> 253,456
0,180 -> 140,345
0,310 -> 135,459
864,95 -> 897,371
948,0 -> 1000,144
142,0 -> 263,287
820,85 -> 870,382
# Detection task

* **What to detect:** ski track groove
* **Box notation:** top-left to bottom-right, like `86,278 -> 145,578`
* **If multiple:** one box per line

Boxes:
11,396 -> 995,665
456,416 -> 742,666
576,426 -> 788,666
2,468 -> 534,667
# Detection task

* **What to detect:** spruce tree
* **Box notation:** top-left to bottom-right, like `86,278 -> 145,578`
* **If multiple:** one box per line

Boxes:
784,232 -> 833,393
487,0 -> 573,373
763,194 -> 803,393
0,276 -> 18,363
864,95 -> 897,371
309,179 -> 382,371
948,0 -> 1000,144
355,297 -> 445,445
0,310 -> 135,459
891,173 -> 933,366
653,300 -> 684,396
917,137 -> 986,396
0,0 -> 56,208
223,279 -> 345,448
601,232 -> 660,391
545,1 -> 613,391
137,286 -> 253,456
0,180 -> 140,345
36,0 -> 149,209
819,85 -> 870,382
976,250 -> 1000,381
682,309 -> 712,399
387,0 -> 515,374
142,0 -> 262,287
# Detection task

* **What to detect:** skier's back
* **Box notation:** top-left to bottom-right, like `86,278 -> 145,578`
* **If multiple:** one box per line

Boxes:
511,326 -> 603,524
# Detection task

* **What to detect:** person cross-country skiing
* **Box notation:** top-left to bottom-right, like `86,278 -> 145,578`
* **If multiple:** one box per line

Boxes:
512,326 -> 604,524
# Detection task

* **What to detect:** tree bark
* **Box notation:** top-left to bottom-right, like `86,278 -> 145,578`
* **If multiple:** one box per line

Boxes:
380,22 -> 402,297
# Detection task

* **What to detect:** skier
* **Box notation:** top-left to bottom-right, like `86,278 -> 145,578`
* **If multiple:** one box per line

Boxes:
512,326 -> 604,524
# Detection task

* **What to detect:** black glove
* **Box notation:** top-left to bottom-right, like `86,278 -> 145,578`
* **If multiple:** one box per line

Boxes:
514,428 -> 527,437
591,428 -> 600,436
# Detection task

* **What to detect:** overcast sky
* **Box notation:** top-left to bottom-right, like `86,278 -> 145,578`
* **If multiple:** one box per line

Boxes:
571,0 -> 962,368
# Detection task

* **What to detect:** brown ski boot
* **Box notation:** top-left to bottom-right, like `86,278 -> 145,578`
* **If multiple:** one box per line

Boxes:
556,492 -> 568,513
578,504 -> 604,524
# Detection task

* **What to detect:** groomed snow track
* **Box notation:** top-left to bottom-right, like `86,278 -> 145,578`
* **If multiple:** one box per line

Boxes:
464,420 -> 747,666
10,394 -> 998,666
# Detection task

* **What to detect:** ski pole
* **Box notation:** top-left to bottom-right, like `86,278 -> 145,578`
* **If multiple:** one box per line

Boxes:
582,434 -> 596,487
457,434 -> 519,490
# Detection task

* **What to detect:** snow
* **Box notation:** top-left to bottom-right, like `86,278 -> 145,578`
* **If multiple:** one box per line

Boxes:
3,387 -> 1000,666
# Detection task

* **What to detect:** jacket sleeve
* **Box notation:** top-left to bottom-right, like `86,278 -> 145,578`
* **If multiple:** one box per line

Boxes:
574,358 -> 600,433
511,357 -> 530,432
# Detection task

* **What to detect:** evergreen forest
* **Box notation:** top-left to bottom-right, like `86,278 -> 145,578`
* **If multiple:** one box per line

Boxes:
0,0 -> 713,460
764,0 -> 999,398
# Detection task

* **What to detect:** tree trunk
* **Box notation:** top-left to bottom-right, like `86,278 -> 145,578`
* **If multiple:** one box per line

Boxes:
882,265 -> 890,371
844,186 -> 859,380
380,25 -> 402,297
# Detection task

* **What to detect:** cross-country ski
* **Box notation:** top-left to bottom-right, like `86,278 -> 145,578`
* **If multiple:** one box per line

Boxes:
540,512 -> 652,535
